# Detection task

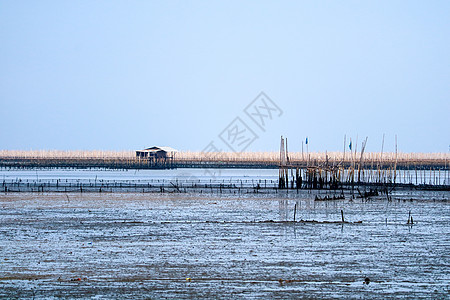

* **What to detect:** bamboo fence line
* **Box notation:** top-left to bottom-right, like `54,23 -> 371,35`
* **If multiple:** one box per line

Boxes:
2,173 -> 448,194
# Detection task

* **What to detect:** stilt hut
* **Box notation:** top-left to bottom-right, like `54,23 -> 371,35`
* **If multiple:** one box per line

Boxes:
135,146 -> 177,163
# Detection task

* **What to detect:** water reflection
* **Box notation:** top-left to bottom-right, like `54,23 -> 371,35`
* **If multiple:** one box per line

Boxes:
278,199 -> 288,221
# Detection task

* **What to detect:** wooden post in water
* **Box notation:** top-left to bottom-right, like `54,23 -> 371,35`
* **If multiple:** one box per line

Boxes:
379,134 -> 385,183
394,135 -> 398,185
343,135 -> 346,166
358,137 -> 368,183
279,136 -> 284,188
293,203 -> 297,222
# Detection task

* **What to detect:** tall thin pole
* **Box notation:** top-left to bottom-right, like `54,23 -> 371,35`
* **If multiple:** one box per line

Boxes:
349,137 -> 353,182
280,136 -> 284,165
306,137 -> 309,167
380,133 -> 385,182
286,137 -> 290,164
285,138 -> 289,186
302,141 -> 304,162
358,137 -> 368,182
343,134 -> 346,166
394,134 -> 398,184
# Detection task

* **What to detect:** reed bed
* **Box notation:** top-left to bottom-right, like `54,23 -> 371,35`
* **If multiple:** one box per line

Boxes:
0,150 -> 134,159
0,150 -> 448,165
177,151 -> 449,163
0,150 -> 447,162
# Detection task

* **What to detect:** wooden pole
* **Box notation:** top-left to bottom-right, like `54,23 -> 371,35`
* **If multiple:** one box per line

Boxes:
306,137 -> 309,168
343,134 -> 346,166
293,203 -> 297,222
380,134 -> 385,182
358,137 -> 368,182
394,135 -> 398,184
302,141 -> 304,162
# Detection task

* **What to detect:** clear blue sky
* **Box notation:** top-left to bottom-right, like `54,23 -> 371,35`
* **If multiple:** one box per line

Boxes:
1,1 -> 449,153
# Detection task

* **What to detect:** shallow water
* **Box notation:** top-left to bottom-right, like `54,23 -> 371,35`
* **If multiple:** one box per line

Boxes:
0,168 -> 278,182
0,192 -> 449,299
1,167 -> 448,186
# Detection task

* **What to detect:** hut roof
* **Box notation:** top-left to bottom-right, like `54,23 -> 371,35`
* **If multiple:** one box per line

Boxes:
140,146 -> 178,153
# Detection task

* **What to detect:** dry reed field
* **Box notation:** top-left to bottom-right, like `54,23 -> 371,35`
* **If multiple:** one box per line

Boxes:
0,150 -> 135,159
0,150 -> 448,165
177,151 -> 449,164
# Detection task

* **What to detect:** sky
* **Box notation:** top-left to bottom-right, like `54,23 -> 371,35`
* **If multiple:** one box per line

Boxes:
1,1 -> 449,153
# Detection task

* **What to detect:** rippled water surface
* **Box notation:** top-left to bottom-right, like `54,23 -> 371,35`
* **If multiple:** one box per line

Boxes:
1,191 -> 449,299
